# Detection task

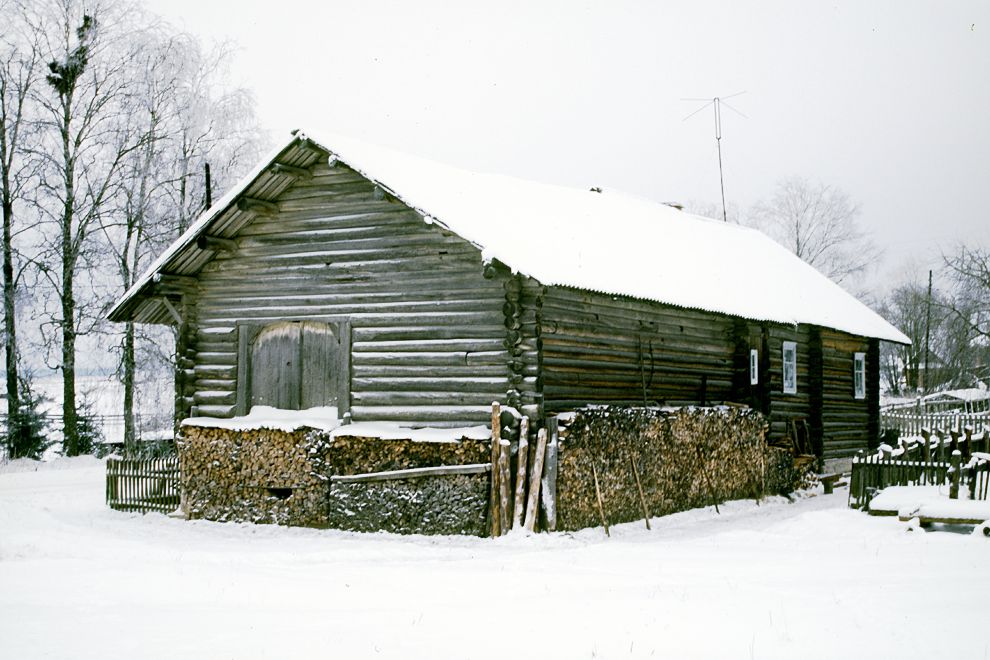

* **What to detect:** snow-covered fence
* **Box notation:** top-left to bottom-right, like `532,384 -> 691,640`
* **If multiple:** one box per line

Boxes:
880,410 -> 990,437
849,437 -> 989,509
105,456 -> 180,514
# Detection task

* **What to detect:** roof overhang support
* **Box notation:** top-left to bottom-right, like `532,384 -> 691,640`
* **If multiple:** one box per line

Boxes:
237,197 -> 278,216
161,297 -> 183,326
196,234 -> 237,252
152,273 -> 197,295
268,162 -> 313,180
297,137 -> 329,160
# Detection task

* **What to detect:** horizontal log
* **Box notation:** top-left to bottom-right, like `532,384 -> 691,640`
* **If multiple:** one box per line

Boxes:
351,391 -> 507,406
237,197 -> 278,216
268,162 -> 313,179
330,463 -> 491,484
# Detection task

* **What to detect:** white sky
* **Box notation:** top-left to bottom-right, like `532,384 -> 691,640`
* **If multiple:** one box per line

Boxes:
141,0 -> 989,289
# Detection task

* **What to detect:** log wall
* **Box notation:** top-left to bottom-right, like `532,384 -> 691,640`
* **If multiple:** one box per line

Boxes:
539,288 -> 737,412
187,162 -> 510,425
819,328 -> 872,458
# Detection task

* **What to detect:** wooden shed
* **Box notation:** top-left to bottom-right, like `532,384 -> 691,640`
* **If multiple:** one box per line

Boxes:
109,130 -> 910,463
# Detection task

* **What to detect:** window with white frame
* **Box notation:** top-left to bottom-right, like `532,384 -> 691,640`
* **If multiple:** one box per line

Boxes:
853,352 -> 866,399
782,341 -> 797,394
749,349 -> 759,385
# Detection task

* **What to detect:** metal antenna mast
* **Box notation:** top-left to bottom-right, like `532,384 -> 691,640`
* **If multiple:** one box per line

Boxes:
682,92 -> 746,222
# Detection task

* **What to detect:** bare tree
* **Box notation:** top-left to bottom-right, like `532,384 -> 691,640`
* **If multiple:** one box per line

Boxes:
32,0 -> 151,455
0,0 -> 42,455
99,30 -> 264,450
943,246 -> 990,384
750,176 -> 881,285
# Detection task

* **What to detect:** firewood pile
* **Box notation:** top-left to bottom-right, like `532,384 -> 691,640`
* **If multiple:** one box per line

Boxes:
327,473 -> 489,535
178,424 -> 492,530
554,406 -> 793,531
178,425 -> 333,526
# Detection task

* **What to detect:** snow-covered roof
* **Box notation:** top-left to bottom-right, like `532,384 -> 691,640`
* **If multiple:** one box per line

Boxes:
111,129 -> 909,344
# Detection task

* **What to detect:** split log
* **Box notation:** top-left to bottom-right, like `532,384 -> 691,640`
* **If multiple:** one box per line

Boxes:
497,437 -> 511,535
523,427 -> 548,532
490,401 -> 502,538
540,417 -> 559,532
629,457 -> 651,530
512,416 -> 530,529
591,460 -> 609,537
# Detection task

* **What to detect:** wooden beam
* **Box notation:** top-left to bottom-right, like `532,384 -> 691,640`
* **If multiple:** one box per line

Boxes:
330,463 -> 491,484
196,234 -> 237,252
237,197 -> 278,216
269,162 -> 313,180
153,273 -> 196,289
160,297 -> 182,325
297,137 -> 328,159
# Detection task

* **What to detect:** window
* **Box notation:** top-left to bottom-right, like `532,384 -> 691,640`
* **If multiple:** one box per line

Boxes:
853,352 -> 866,400
782,341 -> 797,394
749,349 -> 759,385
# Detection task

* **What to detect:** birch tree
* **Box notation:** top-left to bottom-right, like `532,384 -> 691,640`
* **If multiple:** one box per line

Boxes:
0,0 -> 41,455
34,0 -> 149,455
102,31 -> 264,449
751,176 -> 881,285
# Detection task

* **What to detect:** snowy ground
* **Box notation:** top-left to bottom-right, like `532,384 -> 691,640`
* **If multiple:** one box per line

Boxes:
2,459 -> 988,660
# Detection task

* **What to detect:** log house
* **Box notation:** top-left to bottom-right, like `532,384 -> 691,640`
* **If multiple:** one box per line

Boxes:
109,130 -> 909,464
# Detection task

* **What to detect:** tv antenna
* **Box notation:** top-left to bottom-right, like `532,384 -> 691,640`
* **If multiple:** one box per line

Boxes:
682,91 -> 747,222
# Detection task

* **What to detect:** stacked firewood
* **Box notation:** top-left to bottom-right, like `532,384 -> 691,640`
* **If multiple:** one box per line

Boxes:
178,424 -> 492,529
178,425 -> 332,526
553,406 -> 788,531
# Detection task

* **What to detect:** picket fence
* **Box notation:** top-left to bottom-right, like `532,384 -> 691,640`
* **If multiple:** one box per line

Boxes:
849,431 -> 990,509
880,410 -> 990,436
105,456 -> 180,514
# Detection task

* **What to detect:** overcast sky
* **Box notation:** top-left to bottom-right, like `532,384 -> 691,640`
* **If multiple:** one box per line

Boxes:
142,0 -> 988,290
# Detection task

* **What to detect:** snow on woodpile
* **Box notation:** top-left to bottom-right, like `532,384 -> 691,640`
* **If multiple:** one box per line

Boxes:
182,405 -> 343,433
182,406 -> 491,442
304,131 -> 910,344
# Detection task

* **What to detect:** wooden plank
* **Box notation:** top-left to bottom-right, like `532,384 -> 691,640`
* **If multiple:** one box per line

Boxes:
541,417 -> 559,531
490,402 -> 501,538
236,325 -> 253,416
523,427 -> 548,532
329,463 -> 491,484
512,416 -> 530,530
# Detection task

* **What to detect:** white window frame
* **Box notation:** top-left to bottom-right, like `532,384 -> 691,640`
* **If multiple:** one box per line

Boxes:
853,352 -> 866,400
782,341 -> 797,394
749,349 -> 759,385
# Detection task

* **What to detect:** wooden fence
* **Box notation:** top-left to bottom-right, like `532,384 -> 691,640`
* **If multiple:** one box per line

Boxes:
849,431 -> 990,509
106,456 -> 180,514
880,410 -> 990,436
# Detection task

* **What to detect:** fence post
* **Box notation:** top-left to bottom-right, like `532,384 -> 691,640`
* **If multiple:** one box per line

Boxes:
949,450 -> 961,500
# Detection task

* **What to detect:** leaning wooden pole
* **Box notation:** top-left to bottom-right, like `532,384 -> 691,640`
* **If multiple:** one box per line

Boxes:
489,402 -> 502,538
591,460 -> 610,537
524,427 -> 548,532
512,416 -> 530,530
629,457 -> 651,530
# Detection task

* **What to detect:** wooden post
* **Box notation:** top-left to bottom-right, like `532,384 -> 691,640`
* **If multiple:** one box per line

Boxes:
591,460 -> 609,537
950,450 -> 961,500
630,457 -> 651,530
497,437 -> 511,536
523,427 -> 548,532
540,417 -> 559,532
489,402 -> 502,538
512,416 -> 530,530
